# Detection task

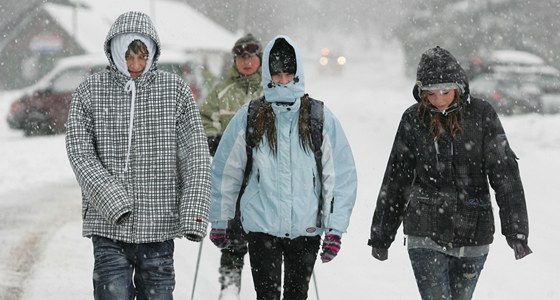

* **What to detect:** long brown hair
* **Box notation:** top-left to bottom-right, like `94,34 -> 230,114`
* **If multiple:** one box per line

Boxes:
252,94 -> 314,155
418,91 -> 464,139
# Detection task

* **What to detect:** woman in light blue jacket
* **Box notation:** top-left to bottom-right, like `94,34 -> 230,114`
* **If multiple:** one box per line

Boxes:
209,35 -> 357,300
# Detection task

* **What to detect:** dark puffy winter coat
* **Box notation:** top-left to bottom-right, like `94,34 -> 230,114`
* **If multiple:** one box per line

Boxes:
369,96 -> 529,249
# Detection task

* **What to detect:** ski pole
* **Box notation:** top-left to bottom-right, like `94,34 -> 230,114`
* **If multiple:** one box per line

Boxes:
191,239 -> 204,300
312,270 -> 320,300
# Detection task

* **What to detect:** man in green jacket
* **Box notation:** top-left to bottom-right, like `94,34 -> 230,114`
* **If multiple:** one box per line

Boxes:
199,33 -> 263,299
200,33 -> 264,156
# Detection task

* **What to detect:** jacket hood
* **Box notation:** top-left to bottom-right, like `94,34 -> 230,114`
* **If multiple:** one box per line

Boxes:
104,11 -> 161,75
262,35 -> 305,103
412,46 -> 470,102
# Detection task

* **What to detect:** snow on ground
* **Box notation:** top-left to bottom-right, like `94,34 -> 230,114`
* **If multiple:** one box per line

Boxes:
1,38 -> 559,299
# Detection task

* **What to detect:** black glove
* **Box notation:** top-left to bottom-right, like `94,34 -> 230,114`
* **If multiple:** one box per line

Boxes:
207,135 -> 222,156
371,247 -> 388,261
507,235 -> 532,260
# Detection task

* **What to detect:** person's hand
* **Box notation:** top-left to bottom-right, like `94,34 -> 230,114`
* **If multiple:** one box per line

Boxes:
507,236 -> 533,260
320,234 -> 341,263
209,228 -> 230,249
371,247 -> 388,261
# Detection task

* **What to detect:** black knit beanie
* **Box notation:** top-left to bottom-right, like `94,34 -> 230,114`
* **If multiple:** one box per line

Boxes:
413,46 -> 470,102
269,38 -> 296,75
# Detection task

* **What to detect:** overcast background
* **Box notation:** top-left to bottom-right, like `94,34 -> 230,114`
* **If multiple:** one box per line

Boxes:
3,0 -> 560,72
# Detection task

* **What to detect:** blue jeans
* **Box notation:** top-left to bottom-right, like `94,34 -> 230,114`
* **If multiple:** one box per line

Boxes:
92,235 -> 175,300
408,248 -> 487,300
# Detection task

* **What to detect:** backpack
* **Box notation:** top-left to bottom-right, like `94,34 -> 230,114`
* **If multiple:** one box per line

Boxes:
237,95 -> 326,227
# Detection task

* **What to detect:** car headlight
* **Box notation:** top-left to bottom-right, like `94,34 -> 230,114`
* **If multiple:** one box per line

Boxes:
337,56 -> 346,65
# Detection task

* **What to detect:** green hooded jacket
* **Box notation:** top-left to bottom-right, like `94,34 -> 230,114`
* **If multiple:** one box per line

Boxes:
200,65 -> 263,137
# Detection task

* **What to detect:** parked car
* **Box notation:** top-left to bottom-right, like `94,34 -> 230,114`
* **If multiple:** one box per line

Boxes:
527,73 -> 560,114
466,49 -> 560,115
504,66 -> 560,114
469,73 -> 543,115
465,49 -> 548,79
7,51 -> 206,136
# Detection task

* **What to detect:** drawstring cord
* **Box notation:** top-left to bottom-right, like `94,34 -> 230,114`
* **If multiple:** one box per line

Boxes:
434,138 -> 440,171
124,80 -> 136,172
430,102 -> 460,116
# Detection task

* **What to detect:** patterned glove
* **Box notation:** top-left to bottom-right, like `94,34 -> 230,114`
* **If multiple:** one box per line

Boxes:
209,228 -> 230,249
321,234 -> 342,263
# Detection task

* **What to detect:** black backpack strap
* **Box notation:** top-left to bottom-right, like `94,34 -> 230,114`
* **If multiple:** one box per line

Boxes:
235,97 -> 266,216
309,98 -> 325,227
236,96 -> 325,228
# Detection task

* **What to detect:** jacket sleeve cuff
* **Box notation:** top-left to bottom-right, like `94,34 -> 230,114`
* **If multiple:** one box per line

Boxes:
211,220 -> 228,230
367,238 -> 391,249
325,228 -> 343,237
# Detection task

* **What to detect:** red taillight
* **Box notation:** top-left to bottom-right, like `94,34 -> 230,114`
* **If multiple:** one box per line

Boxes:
492,91 -> 502,101
190,87 -> 199,102
10,102 -> 21,113
472,56 -> 484,65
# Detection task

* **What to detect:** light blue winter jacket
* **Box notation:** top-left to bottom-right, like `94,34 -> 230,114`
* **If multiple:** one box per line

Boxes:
209,35 -> 357,239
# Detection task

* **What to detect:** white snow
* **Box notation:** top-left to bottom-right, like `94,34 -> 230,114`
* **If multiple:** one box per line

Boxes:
1,36 -> 559,300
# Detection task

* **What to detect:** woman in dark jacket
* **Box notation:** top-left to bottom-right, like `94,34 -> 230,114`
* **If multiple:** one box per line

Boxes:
368,46 -> 532,300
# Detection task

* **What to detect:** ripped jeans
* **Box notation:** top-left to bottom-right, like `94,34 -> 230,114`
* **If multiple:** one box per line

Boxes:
92,236 -> 176,300
408,248 -> 487,300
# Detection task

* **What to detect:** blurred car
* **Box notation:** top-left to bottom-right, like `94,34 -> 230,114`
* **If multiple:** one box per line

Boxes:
465,49 -> 547,79
7,51 -> 206,136
468,50 -> 560,114
470,73 -> 543,115
540,91 -> 560,114
318,47 -> 347,75
516,70 -> 560,114
530,73 -> 560,114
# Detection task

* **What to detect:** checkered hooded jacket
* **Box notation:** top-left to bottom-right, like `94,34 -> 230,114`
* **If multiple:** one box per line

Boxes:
65,11 -> 211,243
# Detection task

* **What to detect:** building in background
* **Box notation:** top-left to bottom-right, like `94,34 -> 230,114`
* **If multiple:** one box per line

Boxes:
0,0 -> 236,90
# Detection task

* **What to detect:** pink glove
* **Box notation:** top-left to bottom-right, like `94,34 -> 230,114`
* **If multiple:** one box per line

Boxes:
321,234 -> 341,263
209,228 -> 230,249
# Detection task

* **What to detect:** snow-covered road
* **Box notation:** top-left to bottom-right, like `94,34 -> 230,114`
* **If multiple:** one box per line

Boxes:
1,38 -> 559,299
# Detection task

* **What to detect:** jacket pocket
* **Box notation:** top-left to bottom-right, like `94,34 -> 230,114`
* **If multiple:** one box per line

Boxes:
403,188 -> 437,236
240,169 -> 260,218
82,201 -> 89,220
312,169 -> 321,200
454,197 -> 494,241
